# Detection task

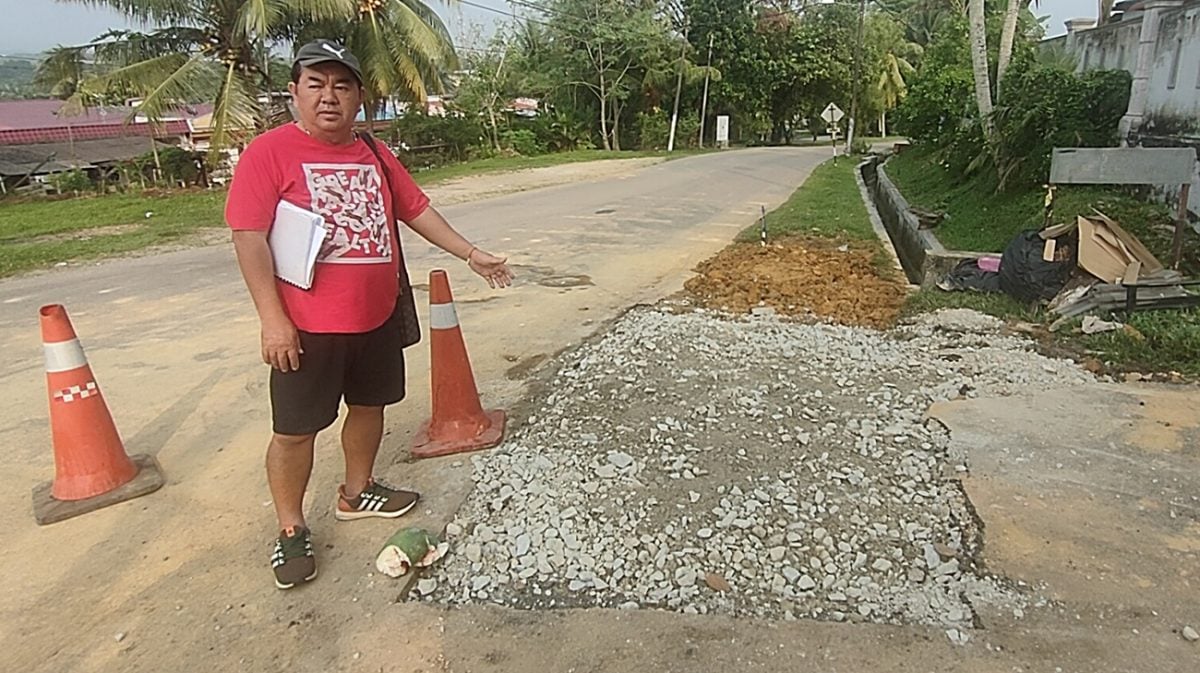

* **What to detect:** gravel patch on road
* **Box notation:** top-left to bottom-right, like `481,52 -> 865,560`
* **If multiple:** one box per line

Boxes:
420,307 -> 1093,633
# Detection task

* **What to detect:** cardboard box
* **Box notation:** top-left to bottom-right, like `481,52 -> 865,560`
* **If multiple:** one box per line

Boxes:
1076,214 -> 1164,284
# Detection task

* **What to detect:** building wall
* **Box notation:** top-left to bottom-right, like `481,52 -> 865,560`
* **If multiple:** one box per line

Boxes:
1144,5 -> 1200,121
1056,3 -> 1200,217
1066,3 -> 1200,127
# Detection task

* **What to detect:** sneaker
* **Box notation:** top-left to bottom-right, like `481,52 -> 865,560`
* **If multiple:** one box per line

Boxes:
271,526 -> 317,590
335,479 -> 420,521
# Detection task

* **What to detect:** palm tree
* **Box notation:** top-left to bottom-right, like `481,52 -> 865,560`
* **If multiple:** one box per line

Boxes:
966,0 -> 995,143
875,46 -> 918,137
58,0 -> 457,155
996,0 -> 1038,97
296,0 -> 459,128
34,46 -> 87,98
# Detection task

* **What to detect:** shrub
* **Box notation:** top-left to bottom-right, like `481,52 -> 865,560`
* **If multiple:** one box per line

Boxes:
636,109 -> 701,150
499,128 -> 545,156
992,64 -> 1131,189
50,169 -> 92,194
895,18 -> 1132,190
636,110 -> 670,150
385,112 -> 484,163
516,111 -> 594,152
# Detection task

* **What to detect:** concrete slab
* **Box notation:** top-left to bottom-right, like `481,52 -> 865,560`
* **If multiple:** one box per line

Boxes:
929,382 -> 1200,627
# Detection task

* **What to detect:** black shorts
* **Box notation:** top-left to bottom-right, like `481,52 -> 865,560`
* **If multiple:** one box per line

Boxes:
269,309 -> 406,436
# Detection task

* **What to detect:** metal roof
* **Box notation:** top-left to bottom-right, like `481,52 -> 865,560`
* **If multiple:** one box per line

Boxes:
0,137 -> 167,176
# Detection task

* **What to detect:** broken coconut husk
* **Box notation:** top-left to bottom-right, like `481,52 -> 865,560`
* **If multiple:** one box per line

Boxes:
375,528 -> 448,578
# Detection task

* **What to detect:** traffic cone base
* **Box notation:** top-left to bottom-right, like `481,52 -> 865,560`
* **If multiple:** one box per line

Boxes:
411,409 -> 507,459
33,453 -> 165,525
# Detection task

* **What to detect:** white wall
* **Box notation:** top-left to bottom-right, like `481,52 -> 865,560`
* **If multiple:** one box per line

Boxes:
1068,4 -> 1200,126
1144,6 -> 1200,120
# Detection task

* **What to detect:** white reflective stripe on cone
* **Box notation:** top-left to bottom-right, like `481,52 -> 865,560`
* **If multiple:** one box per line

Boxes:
43,339 -> 88,373
429,303 -> 459,330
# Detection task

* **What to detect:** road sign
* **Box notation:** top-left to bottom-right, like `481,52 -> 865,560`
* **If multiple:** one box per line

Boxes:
716,115 -> 730,148
821,103 -> 844,124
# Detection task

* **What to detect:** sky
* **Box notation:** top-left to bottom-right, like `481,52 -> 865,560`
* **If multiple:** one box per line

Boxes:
1,0 -> 1100,56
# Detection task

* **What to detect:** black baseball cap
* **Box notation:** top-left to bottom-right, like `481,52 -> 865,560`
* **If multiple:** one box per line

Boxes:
293,39 -> 363,84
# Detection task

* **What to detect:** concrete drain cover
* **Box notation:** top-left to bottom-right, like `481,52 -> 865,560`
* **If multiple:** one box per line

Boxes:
421,307 -> 1084,633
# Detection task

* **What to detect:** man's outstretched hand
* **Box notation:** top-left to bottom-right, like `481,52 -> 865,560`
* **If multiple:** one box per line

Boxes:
467,249 -> 514,289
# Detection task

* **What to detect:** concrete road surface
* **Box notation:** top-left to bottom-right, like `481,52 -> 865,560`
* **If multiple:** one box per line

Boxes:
0,147 -> 828,672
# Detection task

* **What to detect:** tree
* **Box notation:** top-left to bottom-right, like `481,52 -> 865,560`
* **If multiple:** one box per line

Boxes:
454,42 -> 514,152
865,13 -> 920,137
34,46 -> 87,98
57,0 -> 457,155
965,0 -> 995,142
876,0 -> 962,47
296,0 -> 459,128
545,0 -> 671,150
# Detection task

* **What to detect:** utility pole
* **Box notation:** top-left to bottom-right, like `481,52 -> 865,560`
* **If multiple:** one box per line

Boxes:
667,25 -> 689,152
697,33 -> 714,148
845,0 -> 867,153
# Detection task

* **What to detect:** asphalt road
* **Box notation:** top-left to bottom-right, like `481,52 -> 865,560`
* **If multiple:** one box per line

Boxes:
0,146 -> 829,672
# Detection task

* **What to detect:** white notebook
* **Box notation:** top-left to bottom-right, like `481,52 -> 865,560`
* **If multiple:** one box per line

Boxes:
269,200 -> 326,290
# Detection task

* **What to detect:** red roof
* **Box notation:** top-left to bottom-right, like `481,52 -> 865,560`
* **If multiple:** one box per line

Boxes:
0,99 -> 197,145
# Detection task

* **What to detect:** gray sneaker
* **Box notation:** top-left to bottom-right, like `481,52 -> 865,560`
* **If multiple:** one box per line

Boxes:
335,479 -> 420,521
271,526 -> 317,589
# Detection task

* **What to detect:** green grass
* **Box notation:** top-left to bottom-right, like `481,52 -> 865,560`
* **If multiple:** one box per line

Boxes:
1079,308 -> 1200,377
884,148 -> 1193,275
738,157 -> 877,242
885,147 -> 1200,376
733,155 -> 900,276
0,148 -> 708,278
902,288 -> 1044,322
0,190 -> 227,277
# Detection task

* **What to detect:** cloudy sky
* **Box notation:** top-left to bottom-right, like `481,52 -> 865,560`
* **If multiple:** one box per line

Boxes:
1,0 -> 1100,56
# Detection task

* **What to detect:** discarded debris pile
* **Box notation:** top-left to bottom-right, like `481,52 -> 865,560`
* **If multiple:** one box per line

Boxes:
938,210 -> 1200,320
683,237 -> 908,329
1045,212 -> 1200,321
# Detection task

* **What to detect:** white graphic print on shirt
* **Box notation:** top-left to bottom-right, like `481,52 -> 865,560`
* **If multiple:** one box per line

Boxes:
302,162 -> 392,264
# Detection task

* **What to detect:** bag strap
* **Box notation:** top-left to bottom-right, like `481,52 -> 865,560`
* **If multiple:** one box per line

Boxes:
360,132 -> 396,228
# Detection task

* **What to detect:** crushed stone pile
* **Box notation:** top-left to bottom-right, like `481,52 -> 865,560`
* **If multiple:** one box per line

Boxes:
419,307 -> 1093,635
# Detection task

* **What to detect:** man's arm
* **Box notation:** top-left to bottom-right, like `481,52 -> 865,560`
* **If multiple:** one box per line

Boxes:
231,230 -> 303,372
404,206 -> 514,288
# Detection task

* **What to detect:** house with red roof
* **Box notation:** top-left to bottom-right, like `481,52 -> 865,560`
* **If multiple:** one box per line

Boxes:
0,99 -> 200,192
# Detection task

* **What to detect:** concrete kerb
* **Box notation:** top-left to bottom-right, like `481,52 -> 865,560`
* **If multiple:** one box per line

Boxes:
860,155 -> 997,288
855,156 -> 909,282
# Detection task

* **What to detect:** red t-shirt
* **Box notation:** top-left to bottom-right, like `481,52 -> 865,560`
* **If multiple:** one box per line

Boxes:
225,123 -> 430,333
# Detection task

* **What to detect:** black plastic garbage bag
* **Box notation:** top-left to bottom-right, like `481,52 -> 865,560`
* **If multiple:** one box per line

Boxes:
938,258 -> 1002,293
998,230 -> 1076,303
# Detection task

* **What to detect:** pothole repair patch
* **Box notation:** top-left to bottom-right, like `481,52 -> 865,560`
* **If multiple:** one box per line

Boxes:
419,307 -> 1091,636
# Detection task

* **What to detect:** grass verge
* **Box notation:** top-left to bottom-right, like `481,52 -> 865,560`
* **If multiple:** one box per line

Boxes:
738,157 -> 877,242
889,147 -> 1200,377
736,156 -> 897,276
884,147 -> 1196,276
0,148 -> 706,278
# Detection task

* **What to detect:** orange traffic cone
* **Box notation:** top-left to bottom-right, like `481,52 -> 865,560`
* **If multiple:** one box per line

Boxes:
411,270 -> 506,459
32,304 -> 164,525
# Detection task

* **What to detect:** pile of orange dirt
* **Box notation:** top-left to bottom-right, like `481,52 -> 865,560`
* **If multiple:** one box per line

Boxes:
683,237 -> 909,329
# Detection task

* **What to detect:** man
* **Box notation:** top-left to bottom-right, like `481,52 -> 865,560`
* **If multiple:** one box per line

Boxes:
225,39 -> 513,590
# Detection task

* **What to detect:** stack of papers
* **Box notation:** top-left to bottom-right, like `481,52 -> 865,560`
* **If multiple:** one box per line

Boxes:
268,200 -> 327,290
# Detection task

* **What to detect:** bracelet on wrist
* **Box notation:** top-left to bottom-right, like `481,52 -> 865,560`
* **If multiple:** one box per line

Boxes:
465,246 -> 478,263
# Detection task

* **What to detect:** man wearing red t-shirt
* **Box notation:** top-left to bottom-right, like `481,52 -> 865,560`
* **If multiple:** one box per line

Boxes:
226,39 -> 513,589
